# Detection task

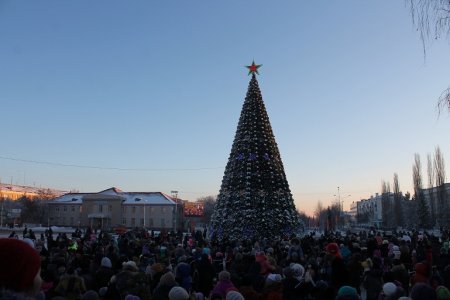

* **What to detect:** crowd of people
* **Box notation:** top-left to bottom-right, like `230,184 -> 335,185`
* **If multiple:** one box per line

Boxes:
1,226 -> 450,300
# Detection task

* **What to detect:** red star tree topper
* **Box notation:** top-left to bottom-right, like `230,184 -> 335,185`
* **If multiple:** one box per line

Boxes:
246,60 -> 262,75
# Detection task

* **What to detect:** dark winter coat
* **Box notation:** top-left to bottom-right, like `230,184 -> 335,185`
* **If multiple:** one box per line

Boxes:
194,255 -> 215,296
93,266 -> 115,291
363,269 -> 384,300
153,282 -> 179,300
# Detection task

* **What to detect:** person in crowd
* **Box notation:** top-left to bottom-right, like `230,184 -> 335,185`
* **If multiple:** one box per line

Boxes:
193,253 -> 216,297
0,238 -> 43,298
54,266 -> 87,300
211,271 -> 236,299
94,256 -> 115,291
108,260 -> 150,300
153,272 -> 179,300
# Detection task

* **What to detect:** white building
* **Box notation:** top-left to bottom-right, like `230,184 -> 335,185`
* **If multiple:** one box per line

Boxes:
48,187 -> 183,231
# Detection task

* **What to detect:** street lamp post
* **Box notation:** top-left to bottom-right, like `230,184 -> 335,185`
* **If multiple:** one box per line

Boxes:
334,187 -> 351,229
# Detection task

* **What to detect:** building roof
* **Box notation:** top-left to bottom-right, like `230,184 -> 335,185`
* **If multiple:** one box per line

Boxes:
52,193 -> 92,204
121,192 -> 176,205
51,188 -> 176,205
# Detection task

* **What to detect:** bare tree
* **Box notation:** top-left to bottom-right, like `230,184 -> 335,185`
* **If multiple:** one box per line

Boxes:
435,146 -> 447,227
393,173 -> 405,228
381,180 -> 392,228
427,153 -> 436,225
413,153 -> 431,228
407,0 -> 450,115
314,201 -> 326,230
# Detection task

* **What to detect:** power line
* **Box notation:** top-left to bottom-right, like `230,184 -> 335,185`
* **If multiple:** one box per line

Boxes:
0,155 -> 223,172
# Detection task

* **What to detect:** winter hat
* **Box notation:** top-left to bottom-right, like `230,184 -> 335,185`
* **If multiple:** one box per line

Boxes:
160,272 -> 176,286
383,282 -> 397,296
168,286 -> 189,300
81,290 -> 100,300
326,242 -> 341,258
0,238 -> 42,292
22,237 -> 35,248
336,286 -> 359,300
437,286 -> 450,300
122,260 -> 138,271
151,263 -> 164,273
194,292 -> 204,300
98,287 -> 108,297
101,257 -> 112,268
410,282 -> 437,300
290,263 -> 305,278
226,291 -> 245,300
219,271 -> 231,281
266,273 -> 282,285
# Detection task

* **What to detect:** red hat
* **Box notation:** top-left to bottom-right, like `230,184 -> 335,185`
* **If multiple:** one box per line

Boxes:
326,242 -> 341,258
0,238 -> 41,291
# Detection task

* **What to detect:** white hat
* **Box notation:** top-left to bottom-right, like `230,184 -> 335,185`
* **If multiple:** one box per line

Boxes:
101,257 -> 112,268
168,286 -> 189,300
226,291 -> 244,300
383,282 -> 397,296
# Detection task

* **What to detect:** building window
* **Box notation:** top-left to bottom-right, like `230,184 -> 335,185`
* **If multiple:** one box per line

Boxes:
132,206 -> 136,214
99,205 -> 103,212
63,206 -> 67,212
109,205 -> 112,212
149,218 -> 153,226
62,217 -> 65,225
140,218 -> 144,226
55,207 -> 60,212
161,218 -> 165,227
151,207 -> 155,212
79,206 -> 82,213
131,218 -> 135,227
70,217 -> 74,225
71,206 -> 75,212
122,218 -> 126,225
122,206 -> 127,213
161,207 -> 166,213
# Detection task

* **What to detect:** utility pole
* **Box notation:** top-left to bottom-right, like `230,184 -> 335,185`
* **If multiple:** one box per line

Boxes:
171,190 -> 178,232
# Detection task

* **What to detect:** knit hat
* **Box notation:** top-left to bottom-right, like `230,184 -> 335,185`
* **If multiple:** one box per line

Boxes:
219,271 -> 231,281
336,286 -> 359,300
101,257 -> 112,268
151,263 -> 164,273
266,273 -> 282,285
290,263 -> 305,278
194,292 -> 204,300
160,272 -> 176,286
226,291 -> 245,300
437,286 -> 450,300
0,238 -> 42,291
98,287 -> 108,297
410,282 -> 437,300
326,242 -> 342,258
122,261 -> 138,271
383,282 -> 397,296
81,290 -> 100,300
168,286 -> 189,300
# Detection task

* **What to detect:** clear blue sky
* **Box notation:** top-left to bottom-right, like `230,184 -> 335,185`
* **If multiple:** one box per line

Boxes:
1,1 -> 449,215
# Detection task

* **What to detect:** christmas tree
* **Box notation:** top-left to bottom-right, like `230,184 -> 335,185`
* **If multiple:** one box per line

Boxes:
210,61 -> 300,241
